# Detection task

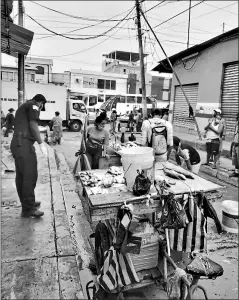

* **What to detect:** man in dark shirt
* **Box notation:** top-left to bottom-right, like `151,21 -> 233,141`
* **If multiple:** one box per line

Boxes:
173,136 -> 201,174
4,108 -> 15,137
10,94 -> 48,218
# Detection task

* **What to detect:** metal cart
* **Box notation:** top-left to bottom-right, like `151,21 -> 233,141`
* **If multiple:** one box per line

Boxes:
78,162 -> 224,300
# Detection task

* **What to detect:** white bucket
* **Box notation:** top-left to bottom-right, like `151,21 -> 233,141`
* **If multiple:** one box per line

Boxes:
119,147 -> 154,191
222,200 -> 238,234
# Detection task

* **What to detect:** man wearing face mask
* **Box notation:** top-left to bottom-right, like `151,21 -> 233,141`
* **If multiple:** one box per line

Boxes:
10,94 -> 48,218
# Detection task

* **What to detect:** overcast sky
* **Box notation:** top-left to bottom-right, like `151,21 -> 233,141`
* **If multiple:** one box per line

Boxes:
1,0 -> 238,73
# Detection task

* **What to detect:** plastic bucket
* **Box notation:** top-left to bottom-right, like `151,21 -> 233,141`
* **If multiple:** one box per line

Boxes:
119,147 -> 154,191
222,200 -> 238,234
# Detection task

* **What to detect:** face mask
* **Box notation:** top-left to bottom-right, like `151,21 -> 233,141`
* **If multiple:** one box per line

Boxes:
40,102 -> 46,111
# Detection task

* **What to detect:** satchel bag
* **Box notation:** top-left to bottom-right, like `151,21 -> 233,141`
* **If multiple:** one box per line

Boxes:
132,170 -> 151,196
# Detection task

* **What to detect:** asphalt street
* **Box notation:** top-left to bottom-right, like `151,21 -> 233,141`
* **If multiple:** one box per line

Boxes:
54,130 -> 238,300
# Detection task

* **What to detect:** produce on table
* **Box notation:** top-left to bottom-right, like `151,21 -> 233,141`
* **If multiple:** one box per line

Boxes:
107,166 -> 123,176
163,168 -> 186,180
102,174 -> 114,188
79,172 -> 100,187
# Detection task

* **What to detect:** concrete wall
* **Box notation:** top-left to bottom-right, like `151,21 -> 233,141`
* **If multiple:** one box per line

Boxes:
169,37 -> 238,138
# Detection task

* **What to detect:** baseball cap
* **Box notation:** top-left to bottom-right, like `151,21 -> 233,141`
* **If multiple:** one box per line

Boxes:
33,94 -> 46,103
214,108 -> 221,114
8,108 -> 15,112
32,94 -> 47,111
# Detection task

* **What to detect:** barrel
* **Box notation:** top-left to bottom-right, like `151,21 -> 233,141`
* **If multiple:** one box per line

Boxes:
118,147 -> 154,191
222,200 -> 238,234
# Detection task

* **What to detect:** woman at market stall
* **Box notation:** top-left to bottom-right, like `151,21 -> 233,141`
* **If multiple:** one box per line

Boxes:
86,112 -> 109,169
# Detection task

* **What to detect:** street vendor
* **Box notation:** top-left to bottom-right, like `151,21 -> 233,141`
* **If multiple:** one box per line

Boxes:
139,108 -> 173,162
86,112 -> 109,169
173,136 -> 201,174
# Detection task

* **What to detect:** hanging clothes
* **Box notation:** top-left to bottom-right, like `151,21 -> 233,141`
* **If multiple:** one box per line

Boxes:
97,246 -> 139,293
168,197 -> 207,253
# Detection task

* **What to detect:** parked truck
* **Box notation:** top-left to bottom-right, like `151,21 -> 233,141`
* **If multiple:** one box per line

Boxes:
1,82 -> 87,132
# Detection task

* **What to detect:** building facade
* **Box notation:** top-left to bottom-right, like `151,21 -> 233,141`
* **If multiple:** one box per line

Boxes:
102,50 -> 172,106
153,28 -> 239,140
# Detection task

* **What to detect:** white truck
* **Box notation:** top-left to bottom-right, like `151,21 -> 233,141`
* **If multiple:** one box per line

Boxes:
1,82 -> 87,132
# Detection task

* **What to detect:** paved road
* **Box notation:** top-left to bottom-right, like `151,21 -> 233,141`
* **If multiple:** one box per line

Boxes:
56,130 -> 238,300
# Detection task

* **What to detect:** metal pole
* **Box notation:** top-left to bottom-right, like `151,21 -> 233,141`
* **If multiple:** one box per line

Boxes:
222,22 -> 225,33
187,0 -> 192,49
18,0 -> 25,107
135,0 -> 147,119
139,6 -> 202,140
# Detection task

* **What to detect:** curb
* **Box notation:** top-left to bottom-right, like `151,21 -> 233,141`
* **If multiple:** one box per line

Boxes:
169,156 -> 238,188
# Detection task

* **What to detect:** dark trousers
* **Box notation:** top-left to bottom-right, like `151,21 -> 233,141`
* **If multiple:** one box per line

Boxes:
4,128 -> 13,137
10,138 -> 38,210
86,145 -> 102,169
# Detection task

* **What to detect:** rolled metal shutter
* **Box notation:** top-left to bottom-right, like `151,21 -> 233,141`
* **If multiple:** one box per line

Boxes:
173,84 -> 199,129
221,61 -> 239,134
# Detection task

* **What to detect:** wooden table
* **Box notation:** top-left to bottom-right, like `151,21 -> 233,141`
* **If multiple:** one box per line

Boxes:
79,162 -> 223,223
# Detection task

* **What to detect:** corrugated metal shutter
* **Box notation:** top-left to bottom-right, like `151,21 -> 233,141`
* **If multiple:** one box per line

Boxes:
173,84 -> 198,129
221,61 -> 239,134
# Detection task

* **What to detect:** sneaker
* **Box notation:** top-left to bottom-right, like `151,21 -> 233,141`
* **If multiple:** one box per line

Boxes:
21,209 -> 44,218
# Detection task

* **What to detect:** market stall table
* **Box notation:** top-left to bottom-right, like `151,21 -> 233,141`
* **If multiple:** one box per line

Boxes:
79,161 -> 223,224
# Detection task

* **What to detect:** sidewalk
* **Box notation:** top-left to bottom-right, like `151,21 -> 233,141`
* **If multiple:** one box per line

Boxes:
1,138 -> 86,299
110,130 -> 238,187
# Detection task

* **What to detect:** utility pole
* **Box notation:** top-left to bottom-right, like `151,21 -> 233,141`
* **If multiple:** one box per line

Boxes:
18,0 -> 25,107
222,22 -> 225,33
187,0 -> 191,49
135,0 -> 147,119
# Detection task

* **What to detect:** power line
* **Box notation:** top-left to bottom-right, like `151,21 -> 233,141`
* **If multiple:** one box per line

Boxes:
28,16 -> 134,58
29,0 -> 166,22
25,7 -> 134,41
203,2 -> 238,16
153,0 -> 205,29
30,1 -> 135,22
158,2 -> 238,31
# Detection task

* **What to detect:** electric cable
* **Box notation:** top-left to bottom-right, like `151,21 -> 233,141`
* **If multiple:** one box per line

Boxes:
30,1 -> 135,22
25,7 -> 135,41
153,0 -> 205,29
30,0 -> 167,22
158,2 -> 238,31
28,11 -> 135,58
203,2 -> 238,16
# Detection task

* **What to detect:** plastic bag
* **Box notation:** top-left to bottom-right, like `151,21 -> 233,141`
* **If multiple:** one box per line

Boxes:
132,170 -> 151,196
160,193 -> 187,229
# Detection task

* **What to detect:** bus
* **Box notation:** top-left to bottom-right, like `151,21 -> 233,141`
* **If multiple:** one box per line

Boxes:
99,93 -> 158,116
